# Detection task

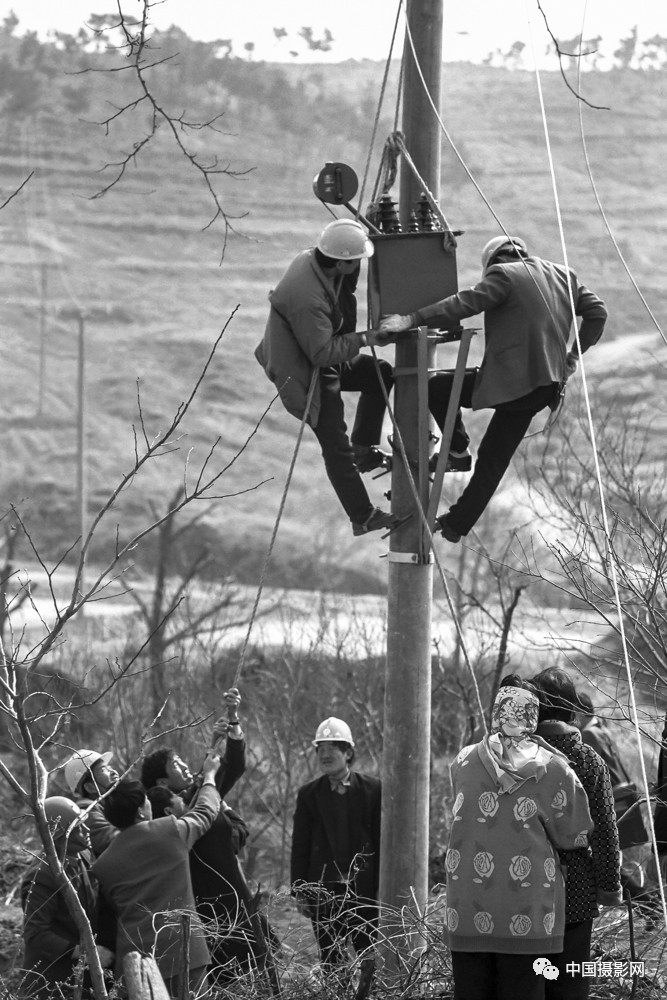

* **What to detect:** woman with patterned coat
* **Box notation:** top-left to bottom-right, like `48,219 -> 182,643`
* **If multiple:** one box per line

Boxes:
445,679 -> 593,1000
532,669 -> 622,999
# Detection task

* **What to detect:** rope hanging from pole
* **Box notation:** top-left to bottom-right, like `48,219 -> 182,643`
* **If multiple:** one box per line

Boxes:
232,369 -> 319,687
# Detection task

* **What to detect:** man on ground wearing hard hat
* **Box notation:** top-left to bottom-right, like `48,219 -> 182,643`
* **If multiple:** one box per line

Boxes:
291,717 -> 380,995
62,747 -> 120,857
20,797 -> 115,999
255,219 -> 399,536
380,235 -> 607,541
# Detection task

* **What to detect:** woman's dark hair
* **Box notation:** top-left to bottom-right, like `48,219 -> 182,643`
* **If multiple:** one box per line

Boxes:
531,668 -> 579,724
498,673 -> 537,694
103,779 -> 147,829
140,747 -> 176,790
146,785 -> 175,819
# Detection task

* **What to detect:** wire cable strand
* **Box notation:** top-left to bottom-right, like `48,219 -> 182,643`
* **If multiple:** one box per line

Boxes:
526,1 -> 667,929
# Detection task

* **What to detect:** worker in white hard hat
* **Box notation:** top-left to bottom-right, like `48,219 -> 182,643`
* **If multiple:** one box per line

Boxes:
20,797 -> 114,998
380,234 -> 607,541
255,218 -> 401,537
61,748 -> 120,857
290,716 -> 380,992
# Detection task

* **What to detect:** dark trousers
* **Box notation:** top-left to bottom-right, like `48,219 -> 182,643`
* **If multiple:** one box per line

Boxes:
164,965 -> 208,999
451,950 -> 545,1000
311,356 -> 393,524
209,914 -> 279,984
309,892 -> 378,973
546,920 -> 593,1000
428,371 -> 558,535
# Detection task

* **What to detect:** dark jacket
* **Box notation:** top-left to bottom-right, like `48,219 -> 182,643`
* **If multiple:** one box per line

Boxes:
255,249 -> 365,427
20,853 -> 97,1000
655,712 -> 667,852
190,804 -> 249,920
416,255 -> 607,409
184,734 -> 248,918
92,785 -> 220,979
75,798 -> 117,858
581,718 -> 649,849
537,721 -> 622,922
290,771 -> 381,901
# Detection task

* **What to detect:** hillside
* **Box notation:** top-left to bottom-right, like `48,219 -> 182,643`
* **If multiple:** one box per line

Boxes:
0,29 -> 666,592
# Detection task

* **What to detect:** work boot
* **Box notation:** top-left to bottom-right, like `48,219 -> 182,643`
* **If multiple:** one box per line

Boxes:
429,449 -> 472,474
353,444 -> 392,474
352,508 -> 399,536
435,514 -> 462,543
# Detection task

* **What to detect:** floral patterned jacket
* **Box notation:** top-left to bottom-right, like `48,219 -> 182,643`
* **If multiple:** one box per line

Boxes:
445,740 -> 593,954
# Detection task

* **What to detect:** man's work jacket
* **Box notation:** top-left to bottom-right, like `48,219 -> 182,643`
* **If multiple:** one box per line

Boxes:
290,770 -> 381,901
415,255 -> 607,409
255,249 -> 365,427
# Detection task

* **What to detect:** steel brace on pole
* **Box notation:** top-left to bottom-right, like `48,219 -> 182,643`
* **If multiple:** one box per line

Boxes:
423,327 -> 478,537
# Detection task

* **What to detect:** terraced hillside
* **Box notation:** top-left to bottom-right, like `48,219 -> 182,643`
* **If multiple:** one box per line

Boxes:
0,27 -> 665,591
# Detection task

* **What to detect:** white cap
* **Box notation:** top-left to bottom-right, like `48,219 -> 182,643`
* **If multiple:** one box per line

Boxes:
316,219 -> 374,260
312,717 -> 355,747
63,748 -> 113,794
481,235 -> 527,273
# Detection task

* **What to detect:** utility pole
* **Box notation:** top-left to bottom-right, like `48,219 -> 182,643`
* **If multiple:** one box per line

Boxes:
379,0 -> 443,947
76,312 -> 87,605
37,262 -> 48,418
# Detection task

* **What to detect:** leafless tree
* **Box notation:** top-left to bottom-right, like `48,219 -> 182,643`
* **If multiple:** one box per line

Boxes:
0,313 -> 276,997
76,0 -> 252,255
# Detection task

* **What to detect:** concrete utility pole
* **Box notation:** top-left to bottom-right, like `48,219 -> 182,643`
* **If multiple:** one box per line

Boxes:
380,0 -> 443,933
76,312 -> 87,604
37,262 -> 48,417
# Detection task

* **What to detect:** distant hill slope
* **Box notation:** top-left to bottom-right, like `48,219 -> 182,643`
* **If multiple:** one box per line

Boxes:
0,36 -> 665,591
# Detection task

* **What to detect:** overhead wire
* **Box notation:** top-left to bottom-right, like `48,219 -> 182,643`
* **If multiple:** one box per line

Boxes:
396,2 -> 667,775
357,0 -> 404,216
573,23 -> 665,345
233,5 -> 488,724
358,8 -> 489,733
573,0 -> 667,927
525,1 -> 667,927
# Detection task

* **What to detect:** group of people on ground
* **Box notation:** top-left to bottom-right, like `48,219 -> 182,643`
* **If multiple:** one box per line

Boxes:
20,689 -> 265,999
19,675 -> 665,1000
444,669 -> 666,1000
256,220 -> 607,540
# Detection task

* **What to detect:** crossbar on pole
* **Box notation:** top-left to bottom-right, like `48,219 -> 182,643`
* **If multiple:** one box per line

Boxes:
426,327 -> 476,527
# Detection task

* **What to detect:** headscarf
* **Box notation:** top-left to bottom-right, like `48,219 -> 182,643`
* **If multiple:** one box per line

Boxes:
479,687 -> 555,794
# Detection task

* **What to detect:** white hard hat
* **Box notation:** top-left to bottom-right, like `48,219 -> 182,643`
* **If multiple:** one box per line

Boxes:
316,219 -> 374,261
312,717 -> 355,747
481,234 -> 527,273
63,748 -> 113,794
